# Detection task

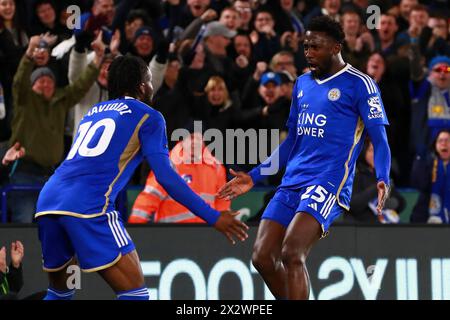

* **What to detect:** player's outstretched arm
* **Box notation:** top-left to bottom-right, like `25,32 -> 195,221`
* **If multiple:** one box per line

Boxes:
147,153 -> 248,244
367,125 -> 391,214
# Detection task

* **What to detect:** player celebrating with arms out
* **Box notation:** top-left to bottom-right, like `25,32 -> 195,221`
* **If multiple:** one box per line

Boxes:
35,55 -> 248,300
218,16 -> 391,300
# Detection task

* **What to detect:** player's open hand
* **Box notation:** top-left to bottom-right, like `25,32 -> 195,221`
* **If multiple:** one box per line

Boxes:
214,211 -> 249,245
217,169 -> 254,200
376,181 -> 390,215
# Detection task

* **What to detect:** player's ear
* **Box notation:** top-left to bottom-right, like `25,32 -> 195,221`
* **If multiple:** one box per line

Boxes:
139,83 -> 145,95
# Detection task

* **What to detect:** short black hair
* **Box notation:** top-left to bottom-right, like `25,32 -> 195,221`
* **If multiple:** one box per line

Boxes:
126,9 -> 151,26
307,16 -> 345,44
108,55 -> 149,100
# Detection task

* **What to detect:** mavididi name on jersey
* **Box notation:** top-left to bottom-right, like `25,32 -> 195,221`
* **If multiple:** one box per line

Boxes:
86,102 -> 132,117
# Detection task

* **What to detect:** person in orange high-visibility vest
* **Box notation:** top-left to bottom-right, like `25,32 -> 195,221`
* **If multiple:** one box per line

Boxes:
129,133 -> 230,223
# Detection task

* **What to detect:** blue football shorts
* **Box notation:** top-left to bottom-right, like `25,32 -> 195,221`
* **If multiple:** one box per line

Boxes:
37,211 -> 135,272
261,185 -> 344,238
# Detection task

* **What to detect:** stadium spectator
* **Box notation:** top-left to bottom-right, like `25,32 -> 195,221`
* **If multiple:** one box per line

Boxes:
0,241 -> 24,300
409,54 -> 450,158
29,0 -> 71,41
250,10 -> 281,63
410,129 -> 450,223
269,50 -> 298,78
7,33 -> 103,223
31,35 -> 68,88
396,0 -> 419,32
177,0 -> 212,30
233,0 -> 253,32
202,21 -> 238,90
346,139 -> 405,223
340,7 -> 374,71
421,14 -> 450,62
130,26 -> 156,63
303,0 -> 341,27
396,4 -> 429,46
267,0 -> 305,36
230,32 -> 256,94
129,133 -> 230,223
118,9 -> 150,55
366,52 -> 409,185
0,0 -> 28,143
219,7 -> 240,32
68,29 -> 120,139
191,76 -> 241,133
375,13 -> 405,58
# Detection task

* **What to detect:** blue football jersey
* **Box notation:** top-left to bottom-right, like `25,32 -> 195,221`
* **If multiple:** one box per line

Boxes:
281,64 -> 389,210
36,97 -> 169,218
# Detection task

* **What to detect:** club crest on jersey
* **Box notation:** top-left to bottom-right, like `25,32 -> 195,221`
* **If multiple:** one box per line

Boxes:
327,88 -> 340,101
368,95 -> 384,119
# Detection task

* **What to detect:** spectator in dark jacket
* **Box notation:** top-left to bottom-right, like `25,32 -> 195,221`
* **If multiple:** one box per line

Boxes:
7,33 -> 102,223
29,0 -> 71,42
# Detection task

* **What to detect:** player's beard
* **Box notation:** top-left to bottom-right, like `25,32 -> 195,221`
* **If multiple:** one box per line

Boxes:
310,58 -> 333,78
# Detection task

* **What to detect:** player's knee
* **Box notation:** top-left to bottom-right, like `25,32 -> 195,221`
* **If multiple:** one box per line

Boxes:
281,245 -> 307,269
252,248 -> 276,274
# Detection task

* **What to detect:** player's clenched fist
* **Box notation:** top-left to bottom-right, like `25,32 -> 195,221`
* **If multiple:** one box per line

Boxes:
214,211 -> 249,245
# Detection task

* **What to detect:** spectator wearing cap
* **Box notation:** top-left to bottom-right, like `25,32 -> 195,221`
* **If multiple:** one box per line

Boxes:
131,26 -> 155,63
259,71 -> 291,133
241,65 -> 285,129
7,34 -> 103,223
202,21 -> 239,92
278,70 -> 295,100
409,55 -> 450,159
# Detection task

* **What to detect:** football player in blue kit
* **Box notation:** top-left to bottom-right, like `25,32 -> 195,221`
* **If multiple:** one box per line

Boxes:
35,55 -> 249,300
218,16 -> 391,300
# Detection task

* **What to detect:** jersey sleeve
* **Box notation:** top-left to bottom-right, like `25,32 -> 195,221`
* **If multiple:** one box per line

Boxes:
354,79 -> 389,128
286,78 -> 300,129
139,111 -> 170,157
